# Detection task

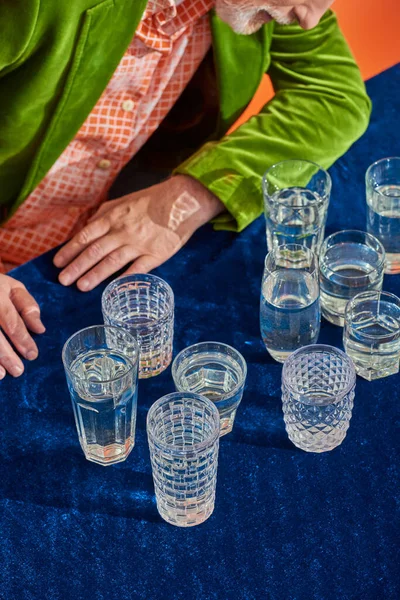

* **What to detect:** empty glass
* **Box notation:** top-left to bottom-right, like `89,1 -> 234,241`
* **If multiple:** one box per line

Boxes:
319,230 -> 385,327
172,342 -> 247,436
366,157 -> 400,274
344,291 -> 400,381
263,159 -> 331,253
147,392 -> 220,527
102,274 -> 174,378
62,325 -> 139,466
260,244 -> 320,363
282,345 -> 356,453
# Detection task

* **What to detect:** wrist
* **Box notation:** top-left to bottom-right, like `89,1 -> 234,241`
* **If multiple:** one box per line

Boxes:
170,175 -> 225,227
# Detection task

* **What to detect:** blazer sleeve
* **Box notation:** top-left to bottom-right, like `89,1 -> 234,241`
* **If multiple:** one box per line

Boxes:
175,10 -> 372,232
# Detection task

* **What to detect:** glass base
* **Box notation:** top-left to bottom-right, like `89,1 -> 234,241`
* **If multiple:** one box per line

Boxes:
157,501 -> 215,527
83,440 -> 134,466
219,410 -> 237,437
288,432 -> 346,453
354,362 -> 399,381
384,253 -> 400,275
139,351 -> 172,379
321,307 -> 345,327
267,348 -> 294,363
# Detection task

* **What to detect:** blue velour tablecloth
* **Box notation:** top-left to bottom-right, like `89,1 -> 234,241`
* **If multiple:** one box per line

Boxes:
1,65 -> 400,600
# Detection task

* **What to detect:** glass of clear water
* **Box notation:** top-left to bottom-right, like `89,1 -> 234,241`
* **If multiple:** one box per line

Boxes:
102,274 -> 174,378
172,342 -> 247,436
260,244 -> 320,363
282,345 -> 356,453
147,392 -> 220,527
263,159 -> 331,253
62,325 -> 139,466
344,291 -> 400,381
366,157 -> 400,274
319,230 -> 385,327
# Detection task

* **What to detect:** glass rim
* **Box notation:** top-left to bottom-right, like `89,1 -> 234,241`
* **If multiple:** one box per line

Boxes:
171,341 -> 247,400
62,324 -> 139,383
264,243 -> 318,276
262,159 -> 332,201
101,273 -> 174,327
282,344 -> 356,401
146,392 -> 220,453
366,156 -> 400,193
345,291 -> 400,340
320,229 -> 386,279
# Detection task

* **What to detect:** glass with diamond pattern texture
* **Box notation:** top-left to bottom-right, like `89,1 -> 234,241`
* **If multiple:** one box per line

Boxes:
172,342 -> 247,436
102,274 -> 174,378
281,345 -> 356,453
147,392 -> 220,527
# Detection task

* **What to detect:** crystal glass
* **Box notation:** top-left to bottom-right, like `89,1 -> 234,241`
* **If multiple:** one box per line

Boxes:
282,345 -> 356,453
260,244 -> 320,363
147,392 -> 220,527
172,342 -> 247,436
102,274 -> 174,378
62,325 -> 139,466
366,157 -> 400,274
344,291 -> 400,381
263,159 -> 331,253
319,230 -> 385,327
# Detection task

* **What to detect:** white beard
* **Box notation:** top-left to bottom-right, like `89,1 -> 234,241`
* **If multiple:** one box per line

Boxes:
215,0 -> 295,35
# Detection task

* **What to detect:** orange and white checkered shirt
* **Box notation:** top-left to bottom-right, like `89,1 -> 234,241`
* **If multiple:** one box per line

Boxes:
0,0 -> 213,272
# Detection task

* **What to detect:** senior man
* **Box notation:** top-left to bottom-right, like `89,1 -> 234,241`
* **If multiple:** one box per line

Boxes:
0,0 -> 370,378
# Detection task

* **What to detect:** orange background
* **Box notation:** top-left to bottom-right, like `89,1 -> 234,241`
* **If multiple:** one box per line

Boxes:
233,0 -> 400,129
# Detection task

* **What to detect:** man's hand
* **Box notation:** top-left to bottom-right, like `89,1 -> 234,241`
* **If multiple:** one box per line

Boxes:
0,275 -> 45,379
53,175 -> 224,291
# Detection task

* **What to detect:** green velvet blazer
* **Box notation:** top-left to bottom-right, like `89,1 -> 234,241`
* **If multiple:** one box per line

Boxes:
0,1 -> 371,231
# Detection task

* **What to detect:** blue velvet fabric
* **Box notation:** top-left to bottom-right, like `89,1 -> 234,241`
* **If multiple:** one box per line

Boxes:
1,65 -> 400,600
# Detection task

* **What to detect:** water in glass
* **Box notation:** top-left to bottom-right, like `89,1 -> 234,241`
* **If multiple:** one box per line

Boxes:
320,241 -> 384,327
173,347 -> 245,435
69,349 -> 137,465
344,293 -> 400,380
367,184 -> 400,274
261,269 -> 320,362
266,187 -> 325,252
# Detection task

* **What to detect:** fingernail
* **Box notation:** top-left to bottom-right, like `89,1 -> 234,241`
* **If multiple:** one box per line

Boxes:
37,324 -> 46,334
0,368 -> 6,380
79,279 -> 90,291
26,350 -> 38,361
12,365 -> 23,377
59,273 -> 71,286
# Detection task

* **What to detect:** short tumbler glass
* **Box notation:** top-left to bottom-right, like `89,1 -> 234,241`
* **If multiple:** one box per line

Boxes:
366,157 -> 400,274
172,342 -> 247,436
263,159 -> 331,253
319,230 -> 385,327
102,274 -> 174,378
62,325 -> 139,466
344,291 -> 400,381
282,345 -> 356,453
260,244 -> 320,363
147,392 -> 220,527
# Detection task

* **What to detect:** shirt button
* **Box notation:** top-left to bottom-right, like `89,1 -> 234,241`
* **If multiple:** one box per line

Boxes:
121,99 -> 134,112
97,159 -> 111,170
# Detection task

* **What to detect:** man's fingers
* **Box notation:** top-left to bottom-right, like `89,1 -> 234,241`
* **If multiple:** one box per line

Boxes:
0,329 -> 25,377
123,255 -> 161,276
76,246 -> 138,292
11,287 -> 46,334
53,216 -> 111,271
0,293 -> 39,361
57,235 -> 121,287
